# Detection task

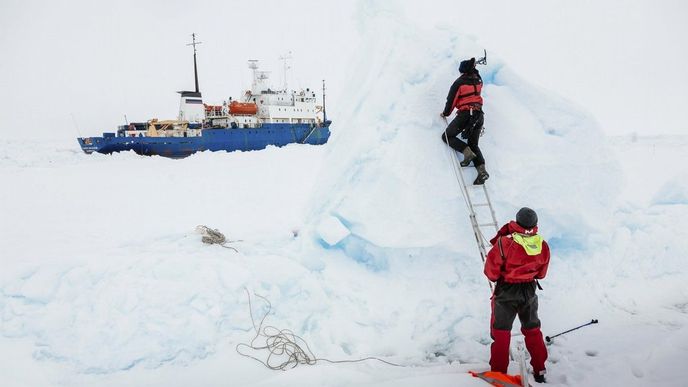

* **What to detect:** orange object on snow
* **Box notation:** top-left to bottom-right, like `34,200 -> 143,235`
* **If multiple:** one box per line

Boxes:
469,370 -> 525,387
229,101 -> 258,115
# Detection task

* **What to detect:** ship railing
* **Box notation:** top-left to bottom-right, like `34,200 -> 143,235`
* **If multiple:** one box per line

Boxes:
205,110 -> 228,118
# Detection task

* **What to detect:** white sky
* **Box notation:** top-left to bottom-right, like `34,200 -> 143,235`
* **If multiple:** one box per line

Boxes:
0,0 -> 686,139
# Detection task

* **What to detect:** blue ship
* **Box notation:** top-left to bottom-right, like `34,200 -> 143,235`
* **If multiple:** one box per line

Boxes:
78,34 -> 331,159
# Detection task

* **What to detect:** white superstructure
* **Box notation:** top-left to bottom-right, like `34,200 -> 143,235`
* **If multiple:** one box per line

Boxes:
165,60 -> 324,132
178,91 -> 205,123
215,60 -> 322,126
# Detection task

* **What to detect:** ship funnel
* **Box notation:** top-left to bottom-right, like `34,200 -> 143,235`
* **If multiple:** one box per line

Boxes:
178,91 -> 204,122
177,33 -> 205,122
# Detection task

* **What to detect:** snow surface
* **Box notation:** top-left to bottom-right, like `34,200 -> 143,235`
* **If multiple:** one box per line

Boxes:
2,3 -> 688,387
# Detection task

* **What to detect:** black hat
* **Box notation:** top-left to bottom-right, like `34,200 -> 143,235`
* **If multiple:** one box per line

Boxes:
459,58 -> 476,73
516,207 -> 538,229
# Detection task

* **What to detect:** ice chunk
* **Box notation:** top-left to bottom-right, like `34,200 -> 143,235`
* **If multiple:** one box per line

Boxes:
316,216 -> 351,246
653,171 -> 688,205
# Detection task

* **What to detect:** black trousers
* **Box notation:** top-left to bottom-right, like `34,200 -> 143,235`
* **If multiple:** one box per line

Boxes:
441,109 -> 485,167
490,281 -> 548,375
491,281 -> 541,331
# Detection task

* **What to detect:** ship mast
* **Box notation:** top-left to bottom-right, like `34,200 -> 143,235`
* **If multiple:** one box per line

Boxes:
322,79 -> 327,123
187,33 -> 202,93
279,51 -> 292,91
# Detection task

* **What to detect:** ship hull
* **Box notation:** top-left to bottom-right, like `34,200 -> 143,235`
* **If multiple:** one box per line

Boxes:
77,123 -> 331,158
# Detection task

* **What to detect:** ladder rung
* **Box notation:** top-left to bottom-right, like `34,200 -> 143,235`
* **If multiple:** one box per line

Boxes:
478,222 -> 497,227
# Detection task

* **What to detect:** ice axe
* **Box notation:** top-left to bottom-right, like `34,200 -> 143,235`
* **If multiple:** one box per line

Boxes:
546,319 -> 598,343
475,49 -> 487,66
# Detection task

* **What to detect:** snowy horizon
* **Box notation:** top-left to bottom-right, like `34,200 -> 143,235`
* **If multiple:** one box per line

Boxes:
1,0 -> 687,138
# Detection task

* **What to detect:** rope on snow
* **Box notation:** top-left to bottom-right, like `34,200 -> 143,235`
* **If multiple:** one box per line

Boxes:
236,288 -> 402,371
195,225 -> 239,252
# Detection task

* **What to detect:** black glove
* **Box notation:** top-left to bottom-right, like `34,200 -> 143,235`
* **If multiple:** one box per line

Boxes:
460,129 -> 469,139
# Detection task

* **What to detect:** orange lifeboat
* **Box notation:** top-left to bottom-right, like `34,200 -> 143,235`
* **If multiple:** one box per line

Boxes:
229,101 -> 258,115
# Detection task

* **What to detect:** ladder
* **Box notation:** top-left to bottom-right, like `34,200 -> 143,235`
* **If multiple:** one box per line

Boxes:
446,148 -> 500,290
446,150 -> 529,386
441,120 -> 529,386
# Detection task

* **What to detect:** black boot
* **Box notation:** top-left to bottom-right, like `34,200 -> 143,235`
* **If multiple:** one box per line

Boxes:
473,164 -> 489,185
460,147 -> 476,167
533,373 -> 546,383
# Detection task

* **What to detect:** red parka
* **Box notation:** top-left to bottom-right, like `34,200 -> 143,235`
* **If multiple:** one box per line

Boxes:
442,71 -> 483,116
484,221 -> 550,283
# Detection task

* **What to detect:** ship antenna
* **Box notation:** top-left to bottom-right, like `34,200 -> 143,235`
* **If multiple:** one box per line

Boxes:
279,51 -> 292,91
186,33 -> 203,93
70,113 -> 83,137
248,59 -> 259,89
322,79 -> 327,123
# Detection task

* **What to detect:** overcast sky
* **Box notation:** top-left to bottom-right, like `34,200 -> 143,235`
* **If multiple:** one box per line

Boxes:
1,0 -> 686,139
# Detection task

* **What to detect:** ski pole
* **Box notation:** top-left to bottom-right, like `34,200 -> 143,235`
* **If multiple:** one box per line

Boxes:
546,319 -> 598,343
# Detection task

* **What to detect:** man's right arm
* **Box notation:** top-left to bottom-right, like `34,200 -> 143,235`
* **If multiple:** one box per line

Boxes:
489,223 -> 511,246
442,79 -> 460,116
484,238 -> 504,282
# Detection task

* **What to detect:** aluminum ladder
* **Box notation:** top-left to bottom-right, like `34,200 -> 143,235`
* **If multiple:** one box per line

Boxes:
451,153 -> 530,386
445,139 -> 534,385
448,150 -> 500,287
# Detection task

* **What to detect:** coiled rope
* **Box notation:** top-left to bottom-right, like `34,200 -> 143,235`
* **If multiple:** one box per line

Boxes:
196,225 -> 239,252
236,288 -> 402,370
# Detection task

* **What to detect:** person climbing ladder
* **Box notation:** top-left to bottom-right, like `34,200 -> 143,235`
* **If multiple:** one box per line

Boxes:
441,57 -> 489,185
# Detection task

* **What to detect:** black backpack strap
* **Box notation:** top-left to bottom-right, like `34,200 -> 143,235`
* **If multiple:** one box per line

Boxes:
457,84 -> 480,99
498,238 -> 507,271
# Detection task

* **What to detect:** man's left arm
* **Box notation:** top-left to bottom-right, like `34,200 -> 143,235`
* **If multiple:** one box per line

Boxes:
535,241 -> 551,279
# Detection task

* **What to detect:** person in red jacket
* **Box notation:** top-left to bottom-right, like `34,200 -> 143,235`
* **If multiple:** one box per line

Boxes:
485,207 -> 550,383
441,57 -> 489,185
